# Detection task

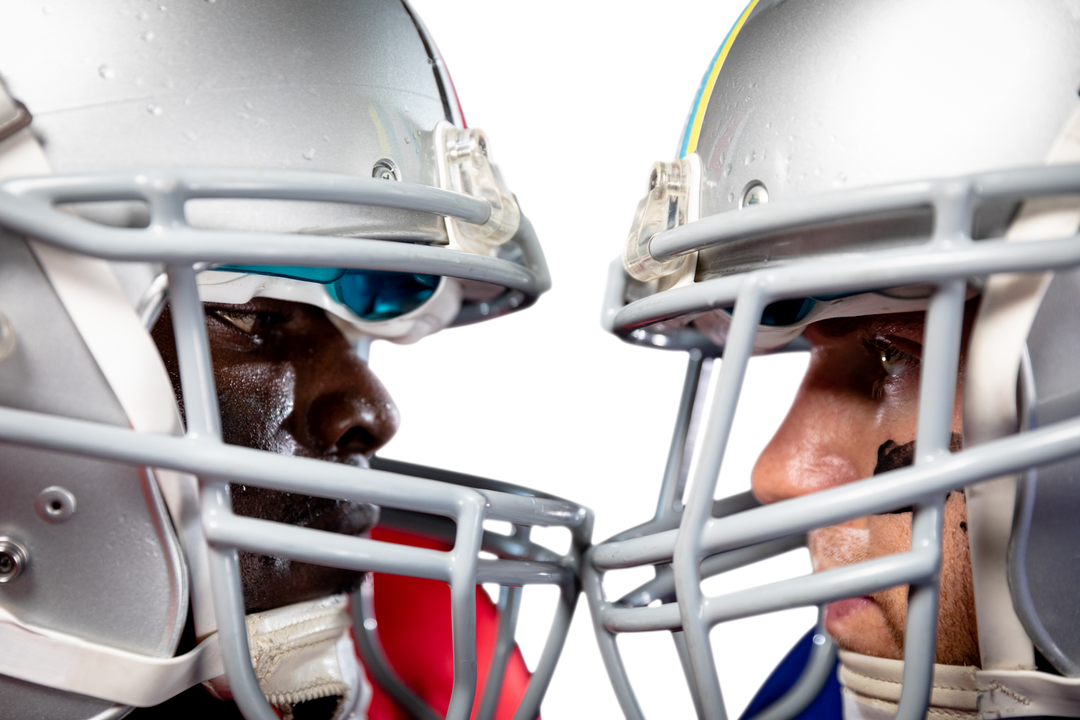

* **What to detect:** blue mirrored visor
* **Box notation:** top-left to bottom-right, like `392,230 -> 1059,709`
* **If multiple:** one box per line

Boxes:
218,265 -> 439,321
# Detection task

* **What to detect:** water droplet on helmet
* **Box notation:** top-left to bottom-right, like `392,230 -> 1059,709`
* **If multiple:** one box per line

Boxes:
146,103 -> 162,116
141,29 -> 155,41
98,64 -> 115,80
303,147 -> 316,160
727,192 -> 734,204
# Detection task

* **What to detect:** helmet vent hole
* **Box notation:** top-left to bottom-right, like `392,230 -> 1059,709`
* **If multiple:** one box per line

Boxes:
35,486 -> 76,523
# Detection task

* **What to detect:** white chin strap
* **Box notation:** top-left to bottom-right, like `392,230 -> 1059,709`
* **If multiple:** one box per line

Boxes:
205,594 -> 372,720
838,650 -> 1080,720
838,651 -> 978,720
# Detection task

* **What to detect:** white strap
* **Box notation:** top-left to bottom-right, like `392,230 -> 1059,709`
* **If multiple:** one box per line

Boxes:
965,105 -> 1080,672
838,652 -> 1080,720
0,94 -> 182,439
976,668 -> 1080,718
0,606 -> 223,707
839,650 -> 979,720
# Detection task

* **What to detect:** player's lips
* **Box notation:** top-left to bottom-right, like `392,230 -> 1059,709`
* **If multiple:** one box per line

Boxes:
825,596 -> 876,630
232,453 -> 379,536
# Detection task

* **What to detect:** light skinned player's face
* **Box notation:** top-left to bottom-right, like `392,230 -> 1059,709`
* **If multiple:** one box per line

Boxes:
751,305 -> 980,666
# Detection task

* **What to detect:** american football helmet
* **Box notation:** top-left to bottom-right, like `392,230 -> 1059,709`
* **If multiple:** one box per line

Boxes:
586,1 -> 1080,719
0,2 -> 590,720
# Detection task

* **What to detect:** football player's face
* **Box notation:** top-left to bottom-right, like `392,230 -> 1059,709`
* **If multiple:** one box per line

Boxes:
751,306 -> 980,666
153,297 -> 399,612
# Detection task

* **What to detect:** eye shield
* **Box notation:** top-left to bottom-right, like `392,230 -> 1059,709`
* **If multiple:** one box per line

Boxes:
216,264 -> 441,322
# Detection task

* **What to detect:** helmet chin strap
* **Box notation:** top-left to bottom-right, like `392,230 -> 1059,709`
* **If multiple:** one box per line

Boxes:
838,650 -> 978,720
838,648 -> 1080,720
203,594 -> 372,720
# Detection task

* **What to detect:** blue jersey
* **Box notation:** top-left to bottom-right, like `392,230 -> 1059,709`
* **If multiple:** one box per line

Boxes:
738,629 -> 843,720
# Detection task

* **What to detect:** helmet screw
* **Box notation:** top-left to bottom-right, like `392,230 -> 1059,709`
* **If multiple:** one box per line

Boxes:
371,158 -> 400,181
36,486 -> 77,523
742,182 -> 769,208
0,537 -> 28,583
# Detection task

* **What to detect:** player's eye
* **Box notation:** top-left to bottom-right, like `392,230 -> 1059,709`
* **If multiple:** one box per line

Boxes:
213,310 -> 275,335
872,339 -> 918,377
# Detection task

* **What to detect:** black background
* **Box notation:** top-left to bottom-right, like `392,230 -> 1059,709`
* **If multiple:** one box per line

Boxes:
378,2 -> 812,716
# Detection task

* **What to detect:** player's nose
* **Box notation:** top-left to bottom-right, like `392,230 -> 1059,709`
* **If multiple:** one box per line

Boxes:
308,377 -> 399,457
290,316 -> 400,458
751,365 -> 874,505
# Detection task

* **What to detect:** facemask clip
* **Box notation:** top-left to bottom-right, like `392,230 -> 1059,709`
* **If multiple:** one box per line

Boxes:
623,154 -> 700,283
436,122 -> 521,255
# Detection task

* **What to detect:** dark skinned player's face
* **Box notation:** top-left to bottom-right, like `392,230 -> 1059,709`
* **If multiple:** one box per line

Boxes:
152,297 -> 399,612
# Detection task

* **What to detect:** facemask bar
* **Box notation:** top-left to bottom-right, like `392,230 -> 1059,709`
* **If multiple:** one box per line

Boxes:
0,168 -> 549,301
589,163 -> 1080,720
0,168 -> 580,720
359,456 -> 589,720
583,351 -> 835,720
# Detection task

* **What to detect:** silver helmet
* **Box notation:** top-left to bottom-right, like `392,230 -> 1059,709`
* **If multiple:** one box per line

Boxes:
589,0 -> 1080,718
0,2 -> 589,719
